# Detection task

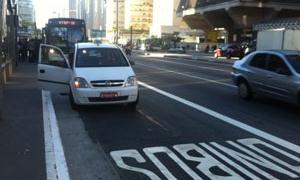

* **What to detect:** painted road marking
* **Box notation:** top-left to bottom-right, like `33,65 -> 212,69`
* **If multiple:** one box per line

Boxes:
110,150 -> 161,180
110,81 -> 300,179
137,109 -> 169,131
173,143 -> 243,180
137,63 -> 235,88
42,91 -> 70,180
137,81 -> 300,152
140,57 -> 230,73
144,147 -> 202,179
111,138 -> 300,179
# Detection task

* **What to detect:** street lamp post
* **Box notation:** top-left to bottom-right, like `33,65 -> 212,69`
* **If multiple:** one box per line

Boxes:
116,0 -> 119,44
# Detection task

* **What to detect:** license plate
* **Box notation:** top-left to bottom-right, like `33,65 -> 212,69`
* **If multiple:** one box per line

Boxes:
100,92 -> 118,98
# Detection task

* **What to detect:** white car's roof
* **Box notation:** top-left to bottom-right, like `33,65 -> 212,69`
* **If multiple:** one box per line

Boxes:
76,43 -> 118,49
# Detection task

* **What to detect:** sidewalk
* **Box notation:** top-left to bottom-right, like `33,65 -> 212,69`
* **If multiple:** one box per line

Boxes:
0,63 -> 46,180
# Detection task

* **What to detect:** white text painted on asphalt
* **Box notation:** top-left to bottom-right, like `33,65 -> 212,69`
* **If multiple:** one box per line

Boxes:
110,138 -> 300,180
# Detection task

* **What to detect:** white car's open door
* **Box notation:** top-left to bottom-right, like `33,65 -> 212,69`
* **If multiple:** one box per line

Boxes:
38,44 -> 71,93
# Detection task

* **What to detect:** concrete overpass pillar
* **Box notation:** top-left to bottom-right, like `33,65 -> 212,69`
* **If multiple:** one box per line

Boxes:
226,29 -> 243,43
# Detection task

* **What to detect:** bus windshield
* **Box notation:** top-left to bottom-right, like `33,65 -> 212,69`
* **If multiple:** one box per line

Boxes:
44,18 -> 87,54
48,27 -> 85,49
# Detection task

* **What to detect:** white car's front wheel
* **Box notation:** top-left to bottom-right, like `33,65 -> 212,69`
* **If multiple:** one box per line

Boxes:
127,94 -> 139,110
69,90 -> 80,110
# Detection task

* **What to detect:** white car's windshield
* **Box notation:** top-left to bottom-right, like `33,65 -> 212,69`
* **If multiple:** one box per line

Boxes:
76,48 -> 129,67
286,55 -> 300,73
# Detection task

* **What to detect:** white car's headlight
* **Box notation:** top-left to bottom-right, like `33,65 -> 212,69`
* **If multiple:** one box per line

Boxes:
74,77 -> 90,88
125,76 -> 137,87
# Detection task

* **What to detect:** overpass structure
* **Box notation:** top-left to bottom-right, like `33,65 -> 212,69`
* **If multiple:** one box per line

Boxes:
177,0 -> 300,42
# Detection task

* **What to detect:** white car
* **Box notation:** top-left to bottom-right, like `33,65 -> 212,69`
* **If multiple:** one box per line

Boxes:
38,43 -> 139,109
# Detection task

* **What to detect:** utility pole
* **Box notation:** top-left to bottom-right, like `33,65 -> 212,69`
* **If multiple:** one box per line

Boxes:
115,0 -> 119,44
130,26 -> 133,50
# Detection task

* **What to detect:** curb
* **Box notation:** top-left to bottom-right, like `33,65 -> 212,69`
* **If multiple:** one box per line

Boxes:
163,55 -> 235,65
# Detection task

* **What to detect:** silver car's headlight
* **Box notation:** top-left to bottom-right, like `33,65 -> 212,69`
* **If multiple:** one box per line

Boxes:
125,76 -> 137,87
74,77 -> 90,88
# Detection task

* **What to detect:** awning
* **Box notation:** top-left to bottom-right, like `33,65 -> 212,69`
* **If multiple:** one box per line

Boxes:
254,18 -> 300,31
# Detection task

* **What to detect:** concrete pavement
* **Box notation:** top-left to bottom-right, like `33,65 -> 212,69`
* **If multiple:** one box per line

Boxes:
0,63 -> 46,180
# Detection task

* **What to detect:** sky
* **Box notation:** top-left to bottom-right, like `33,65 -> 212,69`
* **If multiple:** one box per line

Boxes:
33,0 -> 69,28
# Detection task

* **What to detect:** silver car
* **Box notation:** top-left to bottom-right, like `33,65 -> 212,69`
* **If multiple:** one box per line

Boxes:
231,50 -> 300,105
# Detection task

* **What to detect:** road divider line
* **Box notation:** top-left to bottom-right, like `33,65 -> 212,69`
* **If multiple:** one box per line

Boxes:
137,109 -> 169,131
42,90 -> 70,180
138,81 -> 300,153
140,57 -> 231,73
137,63 -> 236,88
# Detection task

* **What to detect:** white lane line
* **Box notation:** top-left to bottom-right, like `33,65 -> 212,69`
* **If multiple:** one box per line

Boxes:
42,90 -> 70,180
137,63 -> 236,88
137,109 -> 169,131
139,57 -> 231,73
138,81 -> 300,154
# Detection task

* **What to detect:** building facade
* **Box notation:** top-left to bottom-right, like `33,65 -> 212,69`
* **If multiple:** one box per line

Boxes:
0,0 -> 7,41
70,0 -> 106,39
126,0 -> 153,31
69,0 -> 77,18
177,0 -> 300,43
17,0 -> 35,38
17,0 -> 34,24
105,0 -> 153,43
151,0 -> 198,38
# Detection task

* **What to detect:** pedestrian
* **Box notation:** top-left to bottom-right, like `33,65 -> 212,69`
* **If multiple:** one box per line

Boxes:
0,38 -> 7,61
205,44 -> 210,53
212,45 -> 217,51
33,39 -> 41,63
28,39 -> 35,63
125,46 -> 131,56
20,39 -> 28,63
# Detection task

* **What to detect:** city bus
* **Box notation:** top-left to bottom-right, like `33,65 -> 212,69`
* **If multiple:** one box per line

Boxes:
42,18 -> 88,54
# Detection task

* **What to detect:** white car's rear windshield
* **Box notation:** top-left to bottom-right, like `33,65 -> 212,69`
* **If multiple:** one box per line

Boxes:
76,48 -> 129,67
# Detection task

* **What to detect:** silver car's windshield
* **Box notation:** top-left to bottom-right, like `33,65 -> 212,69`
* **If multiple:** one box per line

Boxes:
286,55 -> 300,74
76,48 -> 129,67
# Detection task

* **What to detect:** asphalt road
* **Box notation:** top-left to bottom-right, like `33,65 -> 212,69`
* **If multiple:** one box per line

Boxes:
51,54 -> 300,180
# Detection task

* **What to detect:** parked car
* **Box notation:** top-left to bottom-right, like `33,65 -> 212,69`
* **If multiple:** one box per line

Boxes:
168,47 -> 186,54
38,43 -> 139,109
231,50 -> 300,105
214,44 -> 244,59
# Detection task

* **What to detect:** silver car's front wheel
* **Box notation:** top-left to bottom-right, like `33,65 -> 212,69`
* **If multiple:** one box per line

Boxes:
238,81 -> 252,100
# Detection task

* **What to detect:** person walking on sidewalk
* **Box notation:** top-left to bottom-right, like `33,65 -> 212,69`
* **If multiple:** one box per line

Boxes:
20,39 -> 28,63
